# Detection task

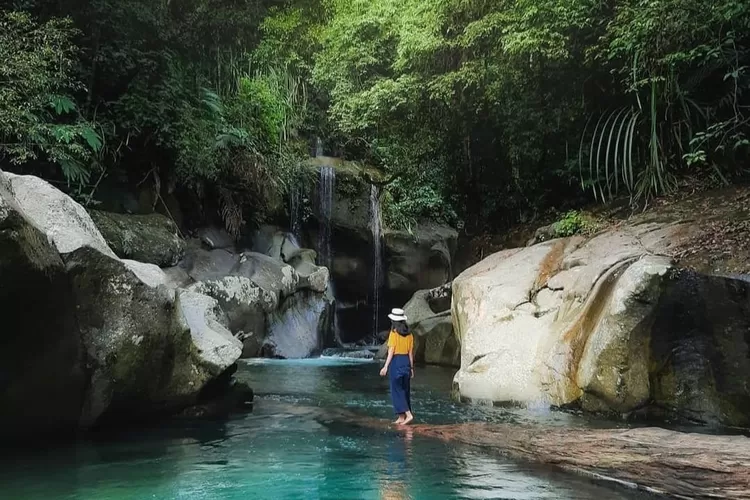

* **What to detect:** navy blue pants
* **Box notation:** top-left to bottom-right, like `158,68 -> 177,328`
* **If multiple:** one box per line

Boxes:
389,354 -> 412,414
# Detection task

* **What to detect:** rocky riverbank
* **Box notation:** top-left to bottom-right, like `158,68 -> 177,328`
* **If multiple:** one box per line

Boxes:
0,170 -> 251,440
385,184 -> 750,428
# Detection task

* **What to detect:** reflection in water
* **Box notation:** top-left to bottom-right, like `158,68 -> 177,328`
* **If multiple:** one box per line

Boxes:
380,428 -> 412,500
0,358 -> 652,500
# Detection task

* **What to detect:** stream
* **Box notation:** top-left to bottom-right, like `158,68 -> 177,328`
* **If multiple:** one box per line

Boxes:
0,357 -> 651,499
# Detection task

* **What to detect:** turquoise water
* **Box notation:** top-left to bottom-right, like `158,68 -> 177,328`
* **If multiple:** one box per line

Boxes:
0,358 -> 649,499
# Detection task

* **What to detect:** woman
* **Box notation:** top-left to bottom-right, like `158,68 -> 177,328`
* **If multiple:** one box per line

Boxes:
379,308 -> 415,425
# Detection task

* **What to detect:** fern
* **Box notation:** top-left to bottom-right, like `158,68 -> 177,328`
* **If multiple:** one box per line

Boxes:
219,188 -> 243,239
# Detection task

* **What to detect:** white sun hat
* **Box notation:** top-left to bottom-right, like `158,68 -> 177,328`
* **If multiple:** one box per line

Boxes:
388,308 -> 407,322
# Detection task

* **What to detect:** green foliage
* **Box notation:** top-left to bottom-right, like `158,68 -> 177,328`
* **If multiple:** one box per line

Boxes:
4,0 -> 750,237
551,210 -> 598,238
0,11 -> 102,185
580,0 -> 750,202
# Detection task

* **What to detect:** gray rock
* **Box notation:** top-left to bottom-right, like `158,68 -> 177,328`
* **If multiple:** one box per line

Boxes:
0,170 -> 244,438
65,247 -> 226,426
89,210 -> 185,266
262,291 -> 335,359
176,290 -> 243,376
197,227 -> 235,250
0,178 -> 86,440
403,288 -> 459,367
649,271 -> 750,426
180,242 -> 239,282
5,172 -> 115,257
384,223 -> 458,298
188,276 -> 277,358
231,251 -> 299,299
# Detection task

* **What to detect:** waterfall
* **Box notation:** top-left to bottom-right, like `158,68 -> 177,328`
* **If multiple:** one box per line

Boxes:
315,137 -> 324,157
289,186 -> 301,241
317,166 -> 335,269
369,184 -> 383,338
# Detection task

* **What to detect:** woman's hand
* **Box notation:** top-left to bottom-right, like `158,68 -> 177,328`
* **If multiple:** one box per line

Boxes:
411,368 -> 415,379
379,366 -> 387,377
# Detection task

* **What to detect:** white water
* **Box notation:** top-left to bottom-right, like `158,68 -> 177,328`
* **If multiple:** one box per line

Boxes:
317,166 -> 335,269
369,183 -> 383,338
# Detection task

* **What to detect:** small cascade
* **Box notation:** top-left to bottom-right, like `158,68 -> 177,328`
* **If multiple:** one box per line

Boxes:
317,166 -> 335,270
289,187 -> 302,241
369,184 -> 383,338
315,137 -> 324,157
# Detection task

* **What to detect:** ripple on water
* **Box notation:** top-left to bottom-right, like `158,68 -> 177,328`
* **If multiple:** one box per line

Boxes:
0,359 -> 652,500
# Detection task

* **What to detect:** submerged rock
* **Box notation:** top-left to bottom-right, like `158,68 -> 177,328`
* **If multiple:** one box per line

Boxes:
89,210 -> 185,266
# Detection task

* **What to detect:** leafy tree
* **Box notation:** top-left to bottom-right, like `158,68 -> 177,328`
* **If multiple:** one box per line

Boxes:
0,11 -> 101,185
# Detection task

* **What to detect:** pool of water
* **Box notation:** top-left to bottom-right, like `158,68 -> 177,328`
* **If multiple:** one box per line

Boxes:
0,358 -> 651,499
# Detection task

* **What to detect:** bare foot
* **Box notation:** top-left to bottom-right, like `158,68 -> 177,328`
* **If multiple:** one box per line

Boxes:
393,416 -> 405,424
400,414 -> 414,425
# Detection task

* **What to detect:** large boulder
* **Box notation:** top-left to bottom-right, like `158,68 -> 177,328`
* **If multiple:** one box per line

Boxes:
188,277 -> 277,357
89,210 -> 185,267
0,179 -> 86,440
649,271 -> 750,426
403,287 -> 459,367
262,290 -> 335,359
451,220 -> 750,426
7,173 -> 115,257
66,247 -> 230,425
0,171 -> 244,438
180,241 -> 239,282
384,223 -> 458,303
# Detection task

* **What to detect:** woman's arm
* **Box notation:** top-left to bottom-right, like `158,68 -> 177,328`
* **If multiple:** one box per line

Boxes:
380,346 -> 395,376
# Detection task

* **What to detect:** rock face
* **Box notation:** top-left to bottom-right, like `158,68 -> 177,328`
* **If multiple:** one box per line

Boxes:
181,226 -> 334,358
452,221 -> 750,426
263,290 -> 335,359
384,223 -> 458,304
649,271 -> 750,426
0,171 -> 243,439
89,210 -> 185,266
403,286 -> 459,367
0,178 -> 85,439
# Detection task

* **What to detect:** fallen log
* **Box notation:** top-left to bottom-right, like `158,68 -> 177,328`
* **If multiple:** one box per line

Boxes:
266,402 -> 750,499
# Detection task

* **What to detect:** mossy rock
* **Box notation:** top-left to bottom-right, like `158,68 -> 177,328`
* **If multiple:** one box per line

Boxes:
0,188 -> 86,441
65,247 -> 214,425
89,210 -> 185,267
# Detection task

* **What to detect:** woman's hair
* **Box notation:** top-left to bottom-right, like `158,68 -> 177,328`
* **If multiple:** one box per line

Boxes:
392,320 -> 409,336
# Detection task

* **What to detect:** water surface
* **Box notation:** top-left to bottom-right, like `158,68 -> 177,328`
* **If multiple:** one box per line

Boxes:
0,358 -> 651,499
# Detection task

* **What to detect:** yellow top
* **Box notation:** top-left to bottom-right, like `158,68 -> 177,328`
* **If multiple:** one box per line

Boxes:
387,330 -> 414,355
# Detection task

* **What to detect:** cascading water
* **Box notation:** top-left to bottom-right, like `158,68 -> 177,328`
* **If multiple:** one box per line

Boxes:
369,184 -> 383,339
317,166 -> 335,271
289,187 -> 302,241
315,137 -> 324,157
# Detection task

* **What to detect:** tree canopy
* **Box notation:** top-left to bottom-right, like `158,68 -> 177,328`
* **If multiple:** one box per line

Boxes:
1,0 -> 748,232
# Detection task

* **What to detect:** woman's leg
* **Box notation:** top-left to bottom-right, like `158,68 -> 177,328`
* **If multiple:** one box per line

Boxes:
389,362 -> 408,421
400,372 -> 413,424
